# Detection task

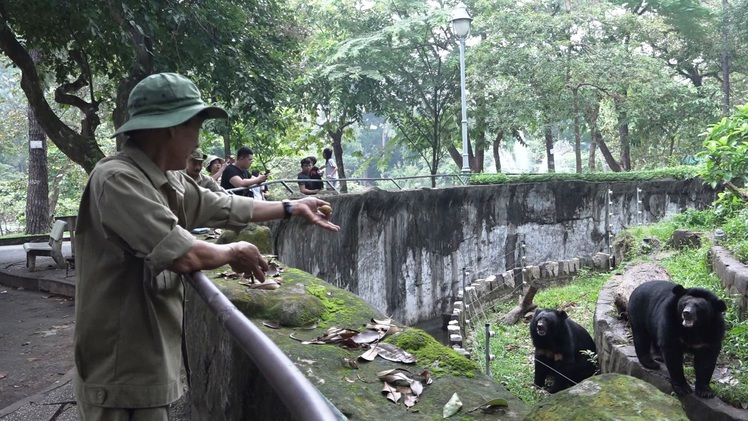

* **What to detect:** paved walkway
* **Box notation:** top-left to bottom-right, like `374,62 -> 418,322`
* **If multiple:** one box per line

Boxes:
0,243 -> 78,420
0,243 -> 191,420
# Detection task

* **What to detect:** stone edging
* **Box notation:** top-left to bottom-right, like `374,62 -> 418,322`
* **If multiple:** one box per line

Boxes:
448,252 -> 613,354
709,245 -> 748,317
594,276 -> 748,421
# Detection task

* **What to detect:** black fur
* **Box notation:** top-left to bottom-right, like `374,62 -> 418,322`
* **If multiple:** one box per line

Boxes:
530,309 -> 597,393
628,280 -> 727,398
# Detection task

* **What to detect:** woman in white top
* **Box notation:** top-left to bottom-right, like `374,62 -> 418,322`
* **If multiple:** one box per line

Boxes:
323,147 -> 338,190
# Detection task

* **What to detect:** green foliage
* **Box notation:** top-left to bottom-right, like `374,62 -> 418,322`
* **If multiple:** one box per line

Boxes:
469,166 -> 700,185
697,104 -> 748,188
0,164 -> 25,235
670,208 -> 717,229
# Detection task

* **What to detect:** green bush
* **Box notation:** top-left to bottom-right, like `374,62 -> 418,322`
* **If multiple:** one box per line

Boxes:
469,166 -> 700,185
697,103 -> 748,189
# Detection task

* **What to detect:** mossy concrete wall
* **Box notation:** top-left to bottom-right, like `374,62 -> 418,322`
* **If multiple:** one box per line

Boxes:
184,268 -> 528,420
274,179 -> 717,325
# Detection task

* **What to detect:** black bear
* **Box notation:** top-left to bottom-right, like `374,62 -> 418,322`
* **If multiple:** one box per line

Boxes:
530,309 -> 597,393
628,280 -> 727,398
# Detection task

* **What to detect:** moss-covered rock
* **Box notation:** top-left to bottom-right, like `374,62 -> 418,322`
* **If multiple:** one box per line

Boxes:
217,223 -> 271,253
524,374 -> 688,421
385,329 -> 480,378
188,265 -> 529,420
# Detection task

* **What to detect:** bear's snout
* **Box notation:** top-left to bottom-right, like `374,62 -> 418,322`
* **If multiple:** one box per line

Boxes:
536,319 -> 547,336
681,306 -> 696,327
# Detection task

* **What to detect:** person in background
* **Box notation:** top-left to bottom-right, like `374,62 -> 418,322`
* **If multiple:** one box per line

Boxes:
204,155 -> 228,183
183,148 -> 225,193
307,156 -> 324,191
250,169 -> 268,200
220,146 -> 267,196
298,157 -> 321,195
73,72 -> 339,421
323,147 -> 338,190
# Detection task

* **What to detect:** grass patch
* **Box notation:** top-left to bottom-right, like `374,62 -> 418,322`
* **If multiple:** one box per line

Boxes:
469,215 -> 748,409
472,270 -> 608,406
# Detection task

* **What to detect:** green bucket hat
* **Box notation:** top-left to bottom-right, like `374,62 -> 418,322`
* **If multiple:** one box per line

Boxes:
113,73 -> 228,136
189,148 -> 207,161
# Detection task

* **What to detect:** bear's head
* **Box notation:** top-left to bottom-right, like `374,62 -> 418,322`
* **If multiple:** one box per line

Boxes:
532,309 -> 568,337
671,285 -> 727,328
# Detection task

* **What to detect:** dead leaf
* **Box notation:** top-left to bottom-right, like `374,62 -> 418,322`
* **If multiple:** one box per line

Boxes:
467,398 -> 509,413
249,281 -> 279,290
266,262 -> 281,277
382,382 -> 401,404
298,320 -> 318,330
403,392 -> 418,408
375,343 -> 416,364
341,358 -> 358,369
288,333 -> 326,345
262,320 -> 281,329
351,330 -> 381,344
376,369 -> 414,386
420,371 -> 434,385
410,380 -> 424,396
443,393 -> 462,418
370,317 -> 393,326
358,346 -> 379,361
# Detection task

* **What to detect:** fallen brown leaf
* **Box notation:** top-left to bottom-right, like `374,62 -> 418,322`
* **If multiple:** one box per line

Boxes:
262,320 -> 281,329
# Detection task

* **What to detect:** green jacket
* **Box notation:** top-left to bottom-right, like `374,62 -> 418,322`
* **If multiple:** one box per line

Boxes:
74,142 -> 253,408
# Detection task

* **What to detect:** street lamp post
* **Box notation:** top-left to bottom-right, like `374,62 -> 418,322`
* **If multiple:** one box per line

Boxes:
451,2 -> 472,175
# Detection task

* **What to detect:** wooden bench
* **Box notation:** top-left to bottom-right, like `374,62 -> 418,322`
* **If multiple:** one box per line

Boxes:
23,220 -> 67,271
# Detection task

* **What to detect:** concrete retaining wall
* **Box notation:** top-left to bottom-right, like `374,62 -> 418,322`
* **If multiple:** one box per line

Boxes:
275,179 -> 717,326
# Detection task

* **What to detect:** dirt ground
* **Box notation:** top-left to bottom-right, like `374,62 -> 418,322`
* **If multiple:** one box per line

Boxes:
0,286 -> 75,410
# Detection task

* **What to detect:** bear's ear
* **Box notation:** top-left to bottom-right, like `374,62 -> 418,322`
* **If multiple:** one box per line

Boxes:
671,285 -> 686,296
557,311 -> 568,320
715,299 -> 727,313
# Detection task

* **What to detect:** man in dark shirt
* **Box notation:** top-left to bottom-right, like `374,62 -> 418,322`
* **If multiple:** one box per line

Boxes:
220,146 -> 267,196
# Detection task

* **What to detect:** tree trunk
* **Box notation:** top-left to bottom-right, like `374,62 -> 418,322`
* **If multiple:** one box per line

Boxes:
721,0 -> 730,117
25,51 -> 51,234
573,88 -> 582,173
502,281 -> 540,325
331,130 -> 347,193
473,134 -> 484,173
619,120 -> 630,171
588,127 -> 597,172
595,132 -> 622,172
493,132 -> 503,173
584,99 -> 621,172
544,121 -> 555,173
615,97 -> 631,170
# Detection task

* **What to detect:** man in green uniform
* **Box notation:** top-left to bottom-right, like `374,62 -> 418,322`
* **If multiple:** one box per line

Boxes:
183,147 -> 224,193
73,72 -> 339,420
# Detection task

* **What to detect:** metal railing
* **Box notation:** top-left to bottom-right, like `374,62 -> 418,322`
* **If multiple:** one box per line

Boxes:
226,173 -> 468,197
186,271 -> 340,421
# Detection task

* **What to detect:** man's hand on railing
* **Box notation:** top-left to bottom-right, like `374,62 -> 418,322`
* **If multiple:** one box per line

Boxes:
225,241 -> 270,283
289,197 -> 340,232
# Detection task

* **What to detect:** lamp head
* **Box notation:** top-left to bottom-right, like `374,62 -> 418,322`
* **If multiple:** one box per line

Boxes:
450,2 -> 472,38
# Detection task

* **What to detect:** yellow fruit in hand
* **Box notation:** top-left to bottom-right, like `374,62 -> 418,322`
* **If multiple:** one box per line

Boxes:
319,205 -> 333,216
